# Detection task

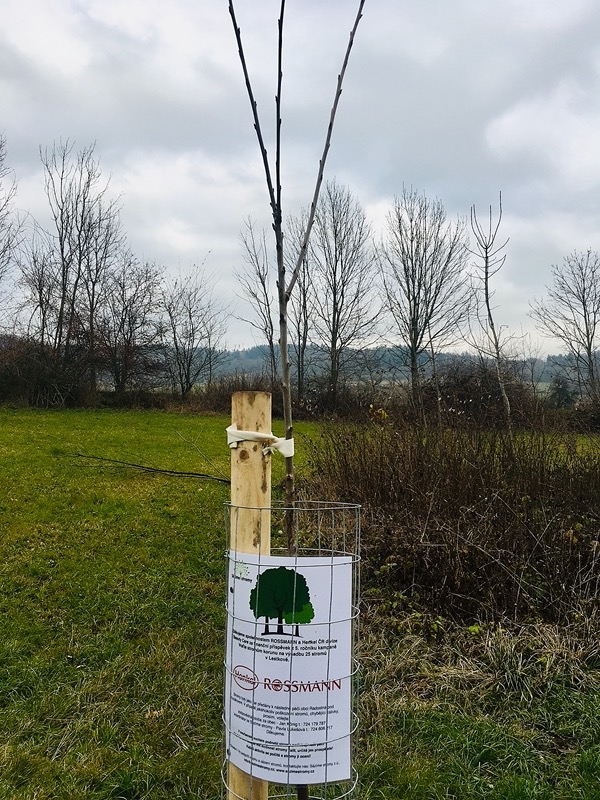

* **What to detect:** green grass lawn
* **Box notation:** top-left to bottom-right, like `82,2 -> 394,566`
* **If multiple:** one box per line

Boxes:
0,408 -> 233,799
1,408 -> 600,799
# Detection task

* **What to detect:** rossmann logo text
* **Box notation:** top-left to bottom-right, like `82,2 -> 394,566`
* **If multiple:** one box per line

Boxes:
233,666 -> 341,693
264,677 -> 342,693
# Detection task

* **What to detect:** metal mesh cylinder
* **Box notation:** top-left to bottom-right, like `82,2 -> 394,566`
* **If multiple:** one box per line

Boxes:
223,501 -> 361,800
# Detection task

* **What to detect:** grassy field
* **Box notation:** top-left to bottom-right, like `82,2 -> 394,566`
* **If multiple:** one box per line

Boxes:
0,408 -> 237,799
1,409 -> 600,799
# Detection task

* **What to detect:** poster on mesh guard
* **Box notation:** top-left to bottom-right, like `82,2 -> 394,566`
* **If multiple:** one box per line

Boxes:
224,552 -> 353,784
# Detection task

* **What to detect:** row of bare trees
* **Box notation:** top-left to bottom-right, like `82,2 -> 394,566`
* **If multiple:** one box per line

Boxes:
0,139 -> 226,406
239,181 -> 474,414
238,178 -> 600,420
2,137 -> 600,413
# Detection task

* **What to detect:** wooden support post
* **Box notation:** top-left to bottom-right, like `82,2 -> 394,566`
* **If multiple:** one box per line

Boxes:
227,391 -> 271,800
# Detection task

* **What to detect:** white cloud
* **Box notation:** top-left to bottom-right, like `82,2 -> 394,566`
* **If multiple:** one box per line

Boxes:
3,0 -> 91,76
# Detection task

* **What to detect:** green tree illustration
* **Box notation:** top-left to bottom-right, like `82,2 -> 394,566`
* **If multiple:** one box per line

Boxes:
249,567 -> 312,635
284,601 -> 315,636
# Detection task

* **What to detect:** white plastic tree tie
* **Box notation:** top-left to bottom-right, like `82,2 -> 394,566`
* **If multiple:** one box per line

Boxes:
226,423 -> 295,458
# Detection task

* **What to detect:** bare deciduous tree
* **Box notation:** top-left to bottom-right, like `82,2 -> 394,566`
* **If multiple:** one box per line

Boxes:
530,249 -> 600,403
306,180 -> 379,409
160,269 -> 228,398
470,193 -> 513,441
379,187 -> 470,414
18,223 -> 57,349
80,194 -> 124,396
18,140 -> 123,401
236,212 -> 317,403
229,5 -> 367,799
229,0 -> 367,518
40,140 -> 101,365
98,256 -> 163,396
235,220 -> 278,384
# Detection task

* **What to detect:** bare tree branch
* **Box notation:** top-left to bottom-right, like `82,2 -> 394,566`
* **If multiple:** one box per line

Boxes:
227,2 -> 278,223
286,0 -> 367,300
235,220 -> 279,383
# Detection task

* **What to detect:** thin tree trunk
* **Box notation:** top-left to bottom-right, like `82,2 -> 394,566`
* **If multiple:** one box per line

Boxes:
228,4 -> 367,798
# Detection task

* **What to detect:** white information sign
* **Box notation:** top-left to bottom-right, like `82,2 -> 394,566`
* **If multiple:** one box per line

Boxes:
224,552 -> 353,784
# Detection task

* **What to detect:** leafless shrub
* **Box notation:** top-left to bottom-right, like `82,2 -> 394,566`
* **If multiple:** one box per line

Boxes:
303,423 -> 600,624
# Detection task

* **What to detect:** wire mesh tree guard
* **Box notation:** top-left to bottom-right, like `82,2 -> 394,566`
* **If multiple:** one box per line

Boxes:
223,500 -> 361,800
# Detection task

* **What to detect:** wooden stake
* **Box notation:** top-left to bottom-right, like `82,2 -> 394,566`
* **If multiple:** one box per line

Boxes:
227,391 -> 271,800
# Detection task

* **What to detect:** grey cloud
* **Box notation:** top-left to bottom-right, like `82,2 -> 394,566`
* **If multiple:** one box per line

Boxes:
3,0 -> 600,351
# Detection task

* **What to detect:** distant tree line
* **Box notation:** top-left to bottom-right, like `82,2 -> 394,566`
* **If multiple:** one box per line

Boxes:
1,136 -> 599,422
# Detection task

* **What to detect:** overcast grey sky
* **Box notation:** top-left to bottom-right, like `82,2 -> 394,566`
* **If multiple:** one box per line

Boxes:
2,0 -> 600,353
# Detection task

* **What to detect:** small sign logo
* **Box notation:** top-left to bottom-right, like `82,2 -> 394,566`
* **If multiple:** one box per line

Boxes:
234,562 -> 251,580
233,665 -> 259,690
